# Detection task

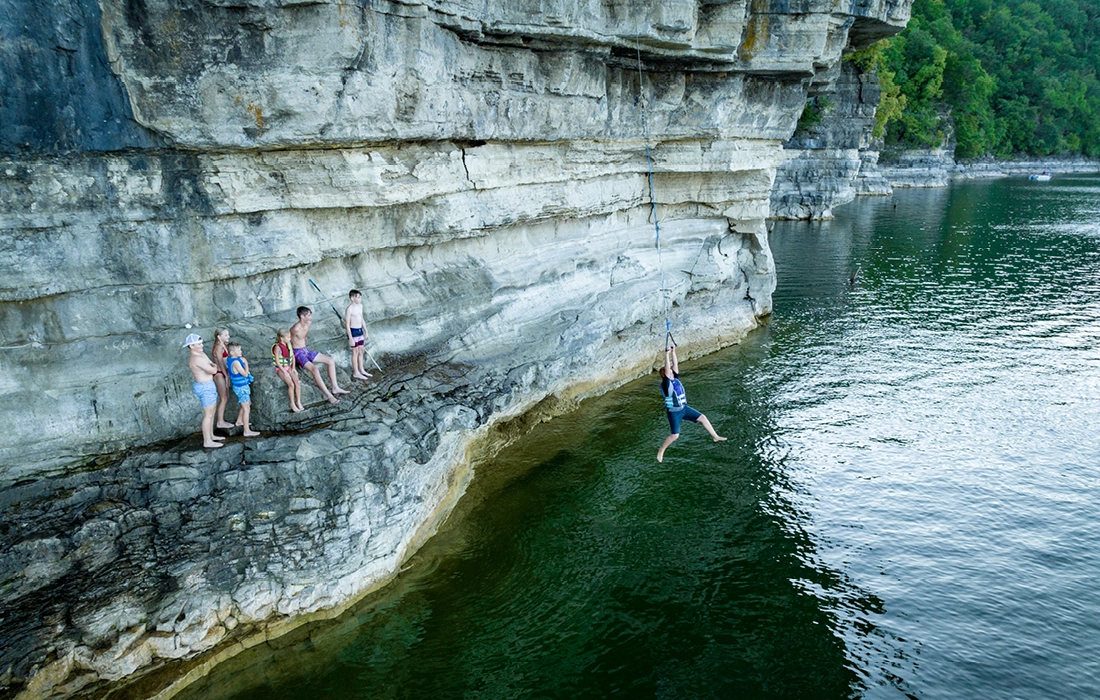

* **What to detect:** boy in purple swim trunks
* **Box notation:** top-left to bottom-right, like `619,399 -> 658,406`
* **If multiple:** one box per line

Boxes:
656,344 -> 726,462
290,306 -> 349,404
184,333 -> 224,449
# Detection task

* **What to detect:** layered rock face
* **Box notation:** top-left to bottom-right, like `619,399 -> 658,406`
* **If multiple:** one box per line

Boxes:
0,0 -> 910,697
770,59 -> 892,220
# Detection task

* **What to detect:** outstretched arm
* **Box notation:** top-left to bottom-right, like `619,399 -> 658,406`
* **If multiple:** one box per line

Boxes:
669,346 -> 679,375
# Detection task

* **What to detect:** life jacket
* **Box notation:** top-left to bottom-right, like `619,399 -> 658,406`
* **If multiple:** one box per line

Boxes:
272,342 -> 291,368
227,356 -> 251,387
662,377 -> 687,410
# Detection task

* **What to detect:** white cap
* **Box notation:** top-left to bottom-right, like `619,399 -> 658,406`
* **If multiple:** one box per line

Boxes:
183,333 -> 202,347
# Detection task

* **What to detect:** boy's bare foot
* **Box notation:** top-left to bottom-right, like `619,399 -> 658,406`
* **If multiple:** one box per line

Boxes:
657,451 -> 665,463
243,430 -> 261,437
333,387 -> 350,395
713,436 -> 728,442
203,441 -> 223,449
211,434 -> 226,441
353,373 -> 372,380
216,421 -> 235,429
296,404 -> 306,412
327,396 -> 340,404
291,406 -> 303,413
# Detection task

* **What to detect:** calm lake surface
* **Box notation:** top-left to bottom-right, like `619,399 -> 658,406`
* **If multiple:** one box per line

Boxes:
182,177 -> 1100,699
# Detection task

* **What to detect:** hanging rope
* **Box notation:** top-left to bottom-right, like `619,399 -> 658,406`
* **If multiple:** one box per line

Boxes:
632,21 -> 674,349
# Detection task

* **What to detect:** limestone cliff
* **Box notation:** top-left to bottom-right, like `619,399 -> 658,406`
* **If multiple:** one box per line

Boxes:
0,0 -> 910,697
770,58 -> 891,220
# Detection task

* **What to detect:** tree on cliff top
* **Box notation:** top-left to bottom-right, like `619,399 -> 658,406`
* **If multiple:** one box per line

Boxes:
874,0 -> 1100,158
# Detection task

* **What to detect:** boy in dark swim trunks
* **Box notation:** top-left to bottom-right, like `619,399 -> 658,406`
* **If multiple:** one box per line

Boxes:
344,289 -> 372,381
657,344 -> 726,462
290,306 -> 349,404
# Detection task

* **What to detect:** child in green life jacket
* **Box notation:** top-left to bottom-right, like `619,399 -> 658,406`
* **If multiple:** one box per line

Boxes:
657,344 -> 725,462
227,342 -> 261,437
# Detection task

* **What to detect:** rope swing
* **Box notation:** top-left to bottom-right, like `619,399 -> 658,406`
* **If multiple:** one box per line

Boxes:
632,24 -> 677,352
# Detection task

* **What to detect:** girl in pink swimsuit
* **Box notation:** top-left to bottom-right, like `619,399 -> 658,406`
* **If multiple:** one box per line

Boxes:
272,329 -> 304,412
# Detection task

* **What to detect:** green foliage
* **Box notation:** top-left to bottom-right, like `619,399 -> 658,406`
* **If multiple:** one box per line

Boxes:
875,0 -> 1100,158
797,96 -> 834,131
848,41 -> 907,139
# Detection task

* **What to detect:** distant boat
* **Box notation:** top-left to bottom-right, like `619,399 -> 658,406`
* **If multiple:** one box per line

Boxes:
1029,171 -> 1052,181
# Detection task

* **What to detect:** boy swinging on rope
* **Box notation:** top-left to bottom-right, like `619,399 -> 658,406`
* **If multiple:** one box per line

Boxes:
657,341 -> 726,462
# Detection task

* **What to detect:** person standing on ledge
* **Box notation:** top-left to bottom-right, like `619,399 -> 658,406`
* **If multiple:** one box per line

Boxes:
184,333 -> 224,449
290,306 -> 350,404
657,343 -> 726,462
344,289 -> 372,381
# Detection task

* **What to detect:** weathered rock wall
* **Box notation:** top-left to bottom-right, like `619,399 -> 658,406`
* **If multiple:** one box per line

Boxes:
769,59 -> 891,220
0,0 -> 911,697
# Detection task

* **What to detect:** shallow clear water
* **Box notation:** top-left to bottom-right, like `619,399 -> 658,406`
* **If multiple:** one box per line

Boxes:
183,176 -> 1100,699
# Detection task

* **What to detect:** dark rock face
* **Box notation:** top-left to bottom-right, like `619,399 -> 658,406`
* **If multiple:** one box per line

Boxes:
0,0 -> 164,154
0,0 -> 911,696
1,361 -> 487,698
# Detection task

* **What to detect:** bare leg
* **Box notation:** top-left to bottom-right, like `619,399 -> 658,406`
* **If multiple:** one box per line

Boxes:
319,354 -> 349,394
201,406 -> 222,448
697,415 -> 727,442
240,402 -> 260,437
657,433 -> 679,462
352,347 -> 371,380
279,369 -> 301,412
305,362 -> 339,403
292,373 -> 304,411
214,374 -> 233,429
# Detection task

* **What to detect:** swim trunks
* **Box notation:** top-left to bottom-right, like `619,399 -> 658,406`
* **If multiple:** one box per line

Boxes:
350,327 -> 365,348
192,380 -> 218,408
666,405 -> 702,435
293,347 -> 318,366
233,383 -> 252,403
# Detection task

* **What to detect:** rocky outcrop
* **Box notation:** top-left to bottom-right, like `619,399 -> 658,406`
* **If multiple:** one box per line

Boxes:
880,152 -> 1100,185
770,59 -> 892,220
878,145 -> 955,187
0,0 -> 911,697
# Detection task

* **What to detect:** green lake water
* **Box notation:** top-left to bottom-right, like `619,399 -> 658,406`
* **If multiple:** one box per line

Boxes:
181,176 -> 1100,699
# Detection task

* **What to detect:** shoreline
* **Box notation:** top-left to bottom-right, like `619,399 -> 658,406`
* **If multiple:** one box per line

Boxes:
878,152 -> 1100,189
